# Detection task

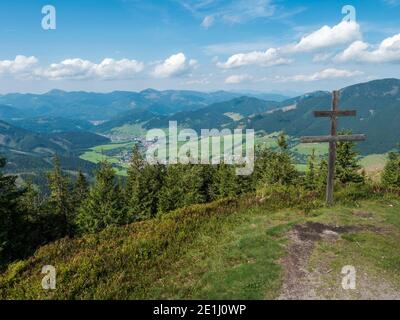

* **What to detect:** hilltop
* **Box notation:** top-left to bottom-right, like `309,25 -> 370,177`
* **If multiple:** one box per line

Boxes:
1,191 -> 399,299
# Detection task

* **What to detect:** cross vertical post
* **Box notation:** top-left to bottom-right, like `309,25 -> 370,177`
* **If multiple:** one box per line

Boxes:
326,91 -> 339,205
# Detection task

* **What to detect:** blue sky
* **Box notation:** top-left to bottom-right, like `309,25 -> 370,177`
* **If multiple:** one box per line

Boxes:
0,0 -> 399,94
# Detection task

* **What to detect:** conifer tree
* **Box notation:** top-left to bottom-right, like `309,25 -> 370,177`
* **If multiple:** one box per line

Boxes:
158,163 -> 205,213
126,145 -> 144,218
255,133 -> 298,187
73,170 -> 89,208
382,145 -> 400,188
305,149 -> 317,190
46,156 -> 73,236
18,179 -> 42,216
236,167 -> 256,195
277,131 -> 289,150
336,130 -> 364,184
209,162 -> 237,200
0,157 -> 22,262
316,159 -> 328,191
77,161 -> 126,233
134,162 -> 165,220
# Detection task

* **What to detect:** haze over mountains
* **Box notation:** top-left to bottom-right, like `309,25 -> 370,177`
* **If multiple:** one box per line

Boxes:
0,89 -> 290,121
0,78 -> 399,180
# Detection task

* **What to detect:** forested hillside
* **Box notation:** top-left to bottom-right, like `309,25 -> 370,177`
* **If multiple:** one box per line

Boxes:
1,132 -> 400,299
0,120 -> 108,181
235,79 -> 400,154
143,97 -> 278,132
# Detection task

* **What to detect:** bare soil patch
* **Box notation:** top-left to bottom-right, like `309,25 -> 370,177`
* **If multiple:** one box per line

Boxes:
277,222 -> 400,300
353,211 -> 374,219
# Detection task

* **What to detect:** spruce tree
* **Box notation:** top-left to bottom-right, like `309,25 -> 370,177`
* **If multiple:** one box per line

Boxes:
46,156 -> 73,236
0,157 -> 27,263
277,131 -> 289,150
133,163 -> 165,220
305,149 -> 317,190
316,159 -> 328,191
77,161 -> 126,233
382,146 -> 400,188
18,179 -> 42,216
73,170 -> 89,207
158,163 -> 205,213
209,162 -> 237,200
255,134 -> 298,188
126,145 -> 144,218
336,130 -> 364,184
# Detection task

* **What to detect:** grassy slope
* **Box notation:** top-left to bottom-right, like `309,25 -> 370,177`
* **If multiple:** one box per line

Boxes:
1,193 -> 399,300
359,154 -> 388,182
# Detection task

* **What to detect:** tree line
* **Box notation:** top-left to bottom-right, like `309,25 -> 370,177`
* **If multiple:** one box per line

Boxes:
1,133 -> 399,267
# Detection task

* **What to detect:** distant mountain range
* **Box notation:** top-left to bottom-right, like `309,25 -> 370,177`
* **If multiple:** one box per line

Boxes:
142,96 -> 278,132
0,78 -> 399,181
97,79 -> 400,154
0,89 -> 292,121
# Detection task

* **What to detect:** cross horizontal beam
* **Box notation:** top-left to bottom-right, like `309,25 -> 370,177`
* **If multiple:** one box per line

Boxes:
300,134 -> 366,144
314,110 -> 356,117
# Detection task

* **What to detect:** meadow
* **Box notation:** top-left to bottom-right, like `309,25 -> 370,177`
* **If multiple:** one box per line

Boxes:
79,132 -> 387,176
1,187 -> 399,299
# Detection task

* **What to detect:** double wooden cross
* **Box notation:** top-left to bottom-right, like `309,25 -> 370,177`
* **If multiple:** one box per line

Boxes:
300,91 -> 366,205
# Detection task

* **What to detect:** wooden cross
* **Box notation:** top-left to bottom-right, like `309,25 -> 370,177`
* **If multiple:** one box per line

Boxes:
300,91 -> 366,205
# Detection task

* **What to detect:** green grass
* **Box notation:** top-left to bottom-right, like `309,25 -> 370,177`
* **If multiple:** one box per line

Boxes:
80,150 -> 119,164
291,142 -> 328,158
80,141 -> 133,164
111,124 -> 147,137
144,205 -> 298,299
91,141 -> 136,152
255,132 -> 280,149
294,164 -> 308,172
359,154 -> 388,182
359,154 -> 388,168
79,141 -> 136,174
1,191 -> 399,300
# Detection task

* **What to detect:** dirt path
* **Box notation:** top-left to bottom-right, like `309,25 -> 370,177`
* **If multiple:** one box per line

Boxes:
277,222 -> 400,300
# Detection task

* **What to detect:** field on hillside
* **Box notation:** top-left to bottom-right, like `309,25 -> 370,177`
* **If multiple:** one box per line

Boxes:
79,132 -> 387,177
1,192 -> 399,300
360,154 -> 388,182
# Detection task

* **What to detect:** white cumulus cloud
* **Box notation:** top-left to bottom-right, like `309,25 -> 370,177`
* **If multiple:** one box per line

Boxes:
292,21 -> 361,52
93,58 -> 144,79
217,48 -> 291,69
152,53 -> 197,78
0,55 -> 38,77
335,33 -> 400,63
216,21 -> 361,70
277,68 -> 363,82
38,58 -> 144,80
38,58 -> 95,80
